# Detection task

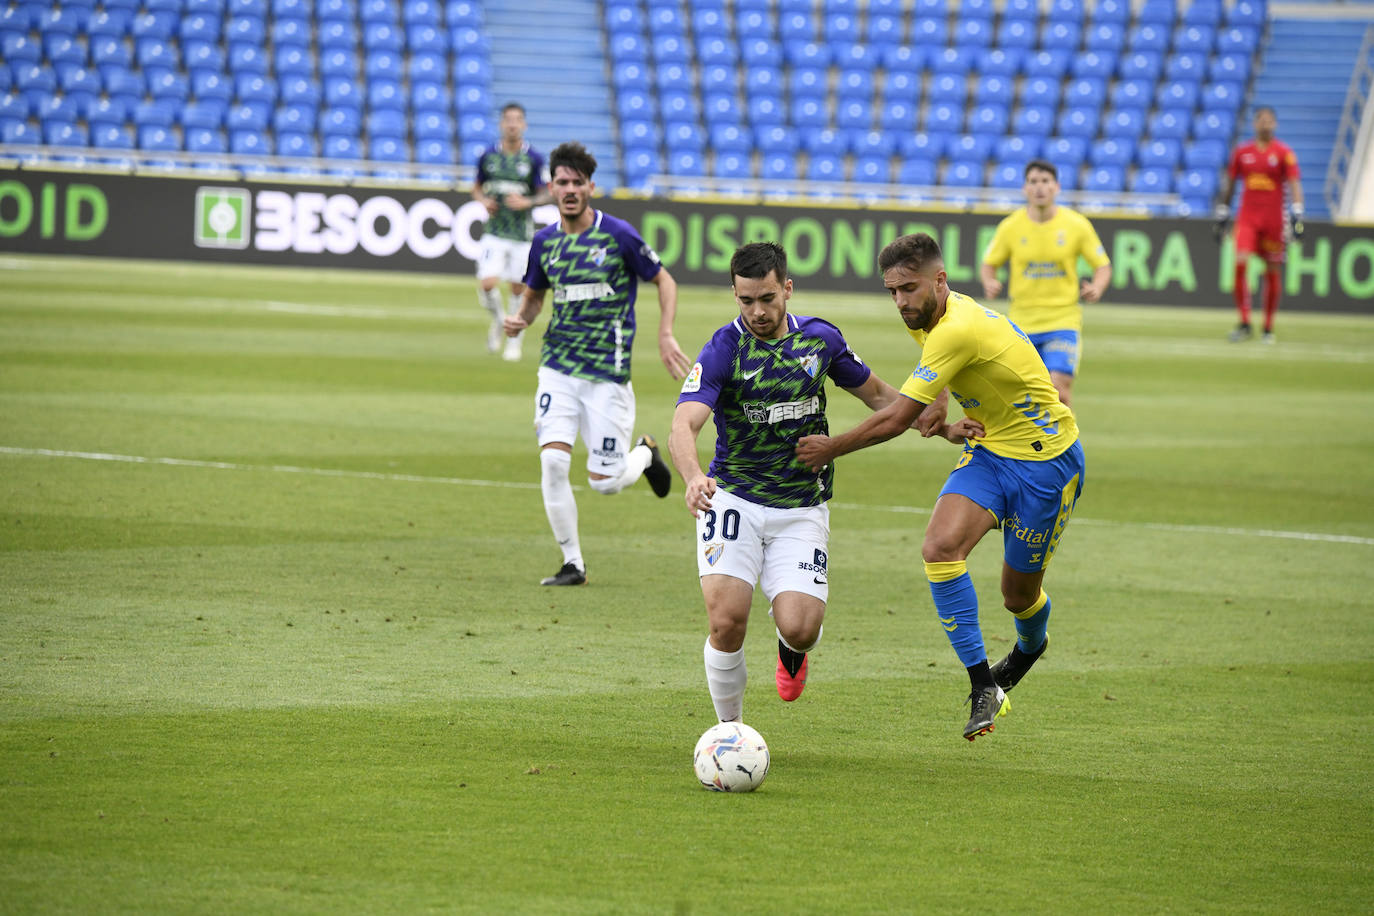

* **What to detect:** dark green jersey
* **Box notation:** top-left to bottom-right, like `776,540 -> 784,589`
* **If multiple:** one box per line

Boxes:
475,142 -> 546,241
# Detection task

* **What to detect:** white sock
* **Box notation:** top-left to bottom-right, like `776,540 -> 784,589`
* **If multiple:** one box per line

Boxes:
540,449 -> 581,569
478,286 -> 503,316
586,442 -> 651,494
704,638 -> 747,723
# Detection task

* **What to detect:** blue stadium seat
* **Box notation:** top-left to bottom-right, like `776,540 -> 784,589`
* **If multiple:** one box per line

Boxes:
184,40 -> 225,73
1020,77 -> 1059,109
133,98 -> 177,128
786,39 -> 834,68
608,32 -> 647,63
973,74 -> 1012,105
1149,109 -> 1191,140
977,48 -> 1024,76
620,119 -> 657,149
867,14 -> 902,46
880,98 -> 917,132
623,147 -> 661,185
1064,77 -> 1107,109
668,149 -> 705,177
943,160 -> 984,187
1178,168 -> 1219,199
273,131 -> 315,157
991,161 -> 1024,189
364,22 -> 404,52
656,61 -> 692,94
659,91 -> 699,126
791,96 -> 826,129
1058,107 -> 1100,139
358,0 -> 393,22
855,128 -> 896,158
759,152 -> 797,181
739,38 -> 782,68
968,103 -> 1009,135
746,95 -> 784,128
910,15 -> 945,45
1126,167 -> 1170,195
711,123 -> 752,153
369,136 -> 408,162
409,23 -> 448,53
701,36 -> 739,67
826,12 -> 861,43
92,123 -> 135,149
1201,81 -> 1243,112
86,8 -> 133,36
274,44 -> 312,75
1184,138 -> 1227,170
1110,79 -> 1153,111
923,101 -> 963,133
92,35 -> 133,69
454,83 -> 487,115
700,64 -> 737,96
272,103 -> 313,134
1024,49 -> 1071,79
665,121 -> 703,154
1044,136 -> 1088,168
1185,0 -> 1224,26
272,18 -> 310,46
228,43 -> 270,74
1012,105 -> 1055,136
318,19 -> 357,48
616,89 -> 653,121
224,15 -> 266,46
323,134 -> 362,159
1082,165 -> 1126,192
930,47 -> 977,74
226,101 -> 268,132
1156,80 -> 1200,111
319,106 -> 361,136
236,73 -> 277,105
788,66 -> 826,99
276,0 -> 310,16
956,17 -> 992,46
414,137 -> 454,166
45,34 -> 88,68
136,38 -> 179,70
149,70 -> 190,103
1002,0 -> 1037,20
949,133 -> 994,162
1174,24 -> 1215,53
38,94 -> 81,127
1137,0 -> 1175,26
1216,26 -> 1259,54
1047,0 -> 1084,20
230,129 -> 269,155
1094,0 -> 1131,22
1193,110 -> 1235,141
882,69 -> 920,101
806,153 -> 844,182
1090,137 -> 1133,166
59,67 -> 103,107
801,126 -> 846,156
132,10 -> 177,40
652,33 -> 690,63
898,130 -> 950,160
611,60 -> 647,91
712,151 -> 752,180
1209,53 -> 1251,83
1138,138 -> 1182,169
181,100 -> 224,128
997,18 -> 1035,48
136,124 -> 178,152
1084,22 -> 1126,52
836,68 -> 874,101
186,126 -> 227,152
1041,20 -> 1081,49
882,45 -> 924,73
929,73 -> 968,104
1228,0 -> 1265,27
1166,52 -> 1207,81
190,71 -> 233,108
403,0 -> 439,25
756,124 -> 799,155
1072,50 -> 1116,79
778,10 -> 813,42
853,155 -> 892,184
996,135 -> 1040,164
451,26 -> 489,55
1129,22 -> 1169,52
898,158 -> 937,185
1118,51 -> 1163,81
231,0 -> 269,17
85,97 -> 127,126
1102,108 -> 1145,139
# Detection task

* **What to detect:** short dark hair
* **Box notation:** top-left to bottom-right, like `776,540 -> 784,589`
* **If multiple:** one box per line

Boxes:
1254,105 -> 1276,118
1024,158 -> 1058,181
878,233 -> 943,275
730,242 -> 787,285
549,142 -> 597,179
501,102 -> 526,116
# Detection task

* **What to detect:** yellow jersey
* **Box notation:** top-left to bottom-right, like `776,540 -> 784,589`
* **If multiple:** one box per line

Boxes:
899,291 -> 1079,461
982,207 -> 1110,334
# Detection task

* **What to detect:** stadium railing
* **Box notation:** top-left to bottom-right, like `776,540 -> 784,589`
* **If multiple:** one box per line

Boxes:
1325,24 -> 1374,220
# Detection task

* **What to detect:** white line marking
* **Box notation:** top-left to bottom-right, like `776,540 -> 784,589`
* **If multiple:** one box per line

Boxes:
4,447 -> 1370,546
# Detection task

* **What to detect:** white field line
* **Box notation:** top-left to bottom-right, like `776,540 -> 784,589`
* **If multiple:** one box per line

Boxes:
5,446 -> 1371,547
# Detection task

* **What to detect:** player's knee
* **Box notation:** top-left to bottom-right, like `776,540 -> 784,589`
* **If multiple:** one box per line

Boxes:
587,472 -> 625,495
709,618 -> 748,652
1002,581 -> 1041,611
921,536 -> 961,564
779,620 -> 822,653
540,447 -> 571,484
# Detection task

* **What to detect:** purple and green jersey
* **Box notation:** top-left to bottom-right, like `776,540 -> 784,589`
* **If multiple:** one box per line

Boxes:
678,314 -> 871,509
523,210 -> 662,384
475,142 -> 546,241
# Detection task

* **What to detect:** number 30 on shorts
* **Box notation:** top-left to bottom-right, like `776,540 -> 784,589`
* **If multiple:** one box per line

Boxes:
701,509 -> 740,542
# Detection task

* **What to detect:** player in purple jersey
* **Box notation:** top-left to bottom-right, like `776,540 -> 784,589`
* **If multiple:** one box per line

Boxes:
668,242 -> 939,723
504,142 -> 691,587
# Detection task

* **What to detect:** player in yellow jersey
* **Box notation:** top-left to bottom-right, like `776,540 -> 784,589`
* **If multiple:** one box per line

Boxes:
797,233 -> 1085,742
980,159 -> 1111,408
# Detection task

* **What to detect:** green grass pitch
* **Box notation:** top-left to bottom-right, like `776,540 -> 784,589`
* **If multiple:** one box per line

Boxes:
2,253 -> 1372,913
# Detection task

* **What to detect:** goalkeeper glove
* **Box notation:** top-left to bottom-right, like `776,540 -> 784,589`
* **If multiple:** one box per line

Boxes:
1212,203 -> 1230,243
1289,203 -> 1305,241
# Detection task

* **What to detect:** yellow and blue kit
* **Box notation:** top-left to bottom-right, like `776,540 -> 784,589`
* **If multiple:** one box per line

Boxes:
982,206 -> 1110,335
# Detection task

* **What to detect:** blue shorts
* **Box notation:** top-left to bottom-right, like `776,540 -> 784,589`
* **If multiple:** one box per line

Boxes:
1028,329 -> 1081,377
939,440 -> 1085,573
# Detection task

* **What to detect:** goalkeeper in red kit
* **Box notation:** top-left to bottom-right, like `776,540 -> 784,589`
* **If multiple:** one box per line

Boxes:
1213,106 -> 1304,344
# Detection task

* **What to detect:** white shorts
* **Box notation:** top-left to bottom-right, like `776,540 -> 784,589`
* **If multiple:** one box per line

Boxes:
695,487 -> 830,603
535,366 -> 636,476
478,234 -> 532,284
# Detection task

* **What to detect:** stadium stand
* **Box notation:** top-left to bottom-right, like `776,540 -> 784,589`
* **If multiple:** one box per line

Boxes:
0,0 -> 1366,211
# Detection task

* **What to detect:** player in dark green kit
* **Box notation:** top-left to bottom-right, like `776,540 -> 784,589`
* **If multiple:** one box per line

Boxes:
504,142 -> 691,586
472,103 -> 547,361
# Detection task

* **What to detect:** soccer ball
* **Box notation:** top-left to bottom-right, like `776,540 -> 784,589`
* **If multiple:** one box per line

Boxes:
693,722 -> 770,792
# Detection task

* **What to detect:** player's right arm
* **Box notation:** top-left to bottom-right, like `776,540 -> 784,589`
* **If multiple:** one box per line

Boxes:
471,154 -> 498,215
669,400 -> 715,518
980,221 -> 1011,300
505,287 -> 545,337
1214,150 -> 1239,241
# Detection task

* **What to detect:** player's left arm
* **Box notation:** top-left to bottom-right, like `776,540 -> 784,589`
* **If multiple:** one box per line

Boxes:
505,287 -> 546,337
1287,155 -> 1305,240
842,375 -> 957,437
649,268 -> 691,380
1078,223 -> 1112,303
